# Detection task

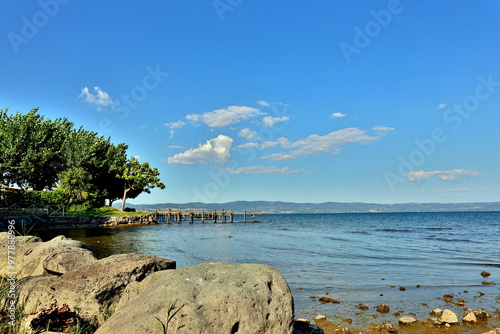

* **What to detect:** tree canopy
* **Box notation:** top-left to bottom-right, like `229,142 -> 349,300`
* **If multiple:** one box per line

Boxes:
0,108 -> 165,209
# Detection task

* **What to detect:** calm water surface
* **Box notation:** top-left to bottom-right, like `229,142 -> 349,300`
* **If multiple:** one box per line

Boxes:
38,212 -> 500,326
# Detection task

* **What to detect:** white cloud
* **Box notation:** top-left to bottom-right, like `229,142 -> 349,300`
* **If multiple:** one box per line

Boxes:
257,100 -> 270,107
79,86 -> 117,111
261,127 -> 390,160
186,106 -> 264,127
165,121 -> 186,129
261,153 -> 296,161
331,112 -> 346,118
262,116 -> 289,127
167,135 -> 234,165
220,165 -> 307,174
261,141 -> 280,149
185,114 -> 201,122
238,128 -> 259,140
408,169 -> 481,183
437,103 -> 447,109
233,142 -> 259,150
168,145 -> 184,149
372,125 -> 396,135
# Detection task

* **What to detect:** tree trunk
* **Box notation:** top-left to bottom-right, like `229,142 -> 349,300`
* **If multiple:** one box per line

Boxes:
120,188 -> 129,211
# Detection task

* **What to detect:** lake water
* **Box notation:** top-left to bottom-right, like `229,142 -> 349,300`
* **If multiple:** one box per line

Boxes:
37,211 -> 500,328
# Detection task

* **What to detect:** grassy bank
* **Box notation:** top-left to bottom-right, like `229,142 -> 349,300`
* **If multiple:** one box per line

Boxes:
66,206 -> 150,217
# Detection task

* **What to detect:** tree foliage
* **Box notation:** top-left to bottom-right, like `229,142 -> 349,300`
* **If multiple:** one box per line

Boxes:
118,157 -> 166,211
0,109 -> 165,209
0,108 -> 72,190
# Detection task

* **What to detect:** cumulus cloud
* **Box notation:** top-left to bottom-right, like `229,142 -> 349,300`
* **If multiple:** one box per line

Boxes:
220,165 -> 307,174
167,135 -> 234,165
261,127 -> 383,160
262,116 -> 290,127
437,103 -> 447,109
238,128 -> 259,140
168,145 -> 184,149
257,100 -> 271,107
186,106 -> 264,127
331,112 -> 346,118
79,86 -> 117,111
407,169 -> 481,183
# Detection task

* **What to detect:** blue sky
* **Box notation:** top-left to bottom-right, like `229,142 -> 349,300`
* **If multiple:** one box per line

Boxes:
1,0 -> 499,204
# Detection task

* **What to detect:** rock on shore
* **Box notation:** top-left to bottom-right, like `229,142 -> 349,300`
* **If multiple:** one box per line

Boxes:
97,262 -> 294,334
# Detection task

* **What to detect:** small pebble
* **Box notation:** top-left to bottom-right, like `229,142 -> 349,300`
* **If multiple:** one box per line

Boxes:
399,287 -> 406,291
315,314 -> 326,321
480,271 -> 491,277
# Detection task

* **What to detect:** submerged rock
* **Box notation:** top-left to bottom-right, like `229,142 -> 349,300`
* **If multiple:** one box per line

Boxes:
480,271 -> 491,277
376,304 -> 390,313
318,296 -> 340,304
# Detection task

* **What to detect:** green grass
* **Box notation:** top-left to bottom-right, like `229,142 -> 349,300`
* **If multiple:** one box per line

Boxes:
65,206 -> 150,217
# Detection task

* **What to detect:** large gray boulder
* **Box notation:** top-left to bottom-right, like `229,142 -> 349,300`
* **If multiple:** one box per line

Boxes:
16,253 -> 176,320
0,233 -> 95,278
96,262 -> 294,334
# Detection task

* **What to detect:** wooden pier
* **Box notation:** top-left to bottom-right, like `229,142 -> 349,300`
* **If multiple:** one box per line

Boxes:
149,208 -> 257,224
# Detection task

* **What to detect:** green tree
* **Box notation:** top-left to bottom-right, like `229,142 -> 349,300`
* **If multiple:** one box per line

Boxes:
118,157 -> 165,211
0,108 -> 72,190
62,127 -> 128,205
58,167 -> 96,205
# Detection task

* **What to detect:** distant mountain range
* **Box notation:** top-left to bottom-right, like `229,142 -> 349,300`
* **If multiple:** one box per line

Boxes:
122,201 -> 500,214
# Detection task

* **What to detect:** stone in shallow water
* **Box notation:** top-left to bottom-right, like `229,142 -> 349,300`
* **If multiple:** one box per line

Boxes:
429,308 -> 442,316
399,316 -> 417,324
439,309 -> 458,324
376,304 -> 390,313
463,310 -> 477,323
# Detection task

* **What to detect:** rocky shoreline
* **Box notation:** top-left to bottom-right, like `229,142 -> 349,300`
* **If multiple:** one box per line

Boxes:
0,213 -> 158,231
0,232 -> 498,334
